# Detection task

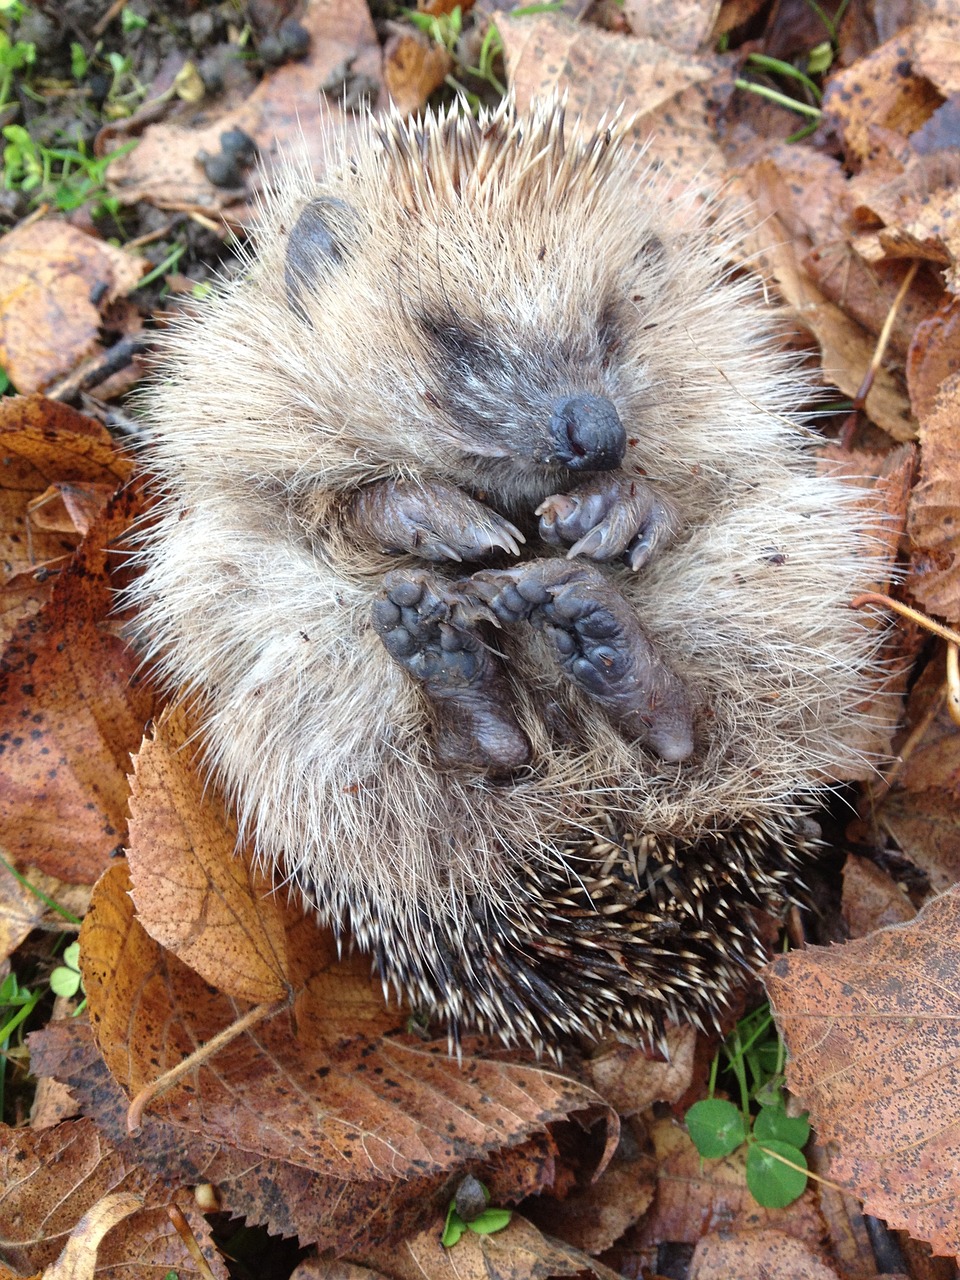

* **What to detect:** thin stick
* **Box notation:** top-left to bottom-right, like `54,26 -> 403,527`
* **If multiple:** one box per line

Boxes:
126,997 -> 286,1133
850,591 -> 960,647
167,1203 -> 220,1280
840,260 -> 920,446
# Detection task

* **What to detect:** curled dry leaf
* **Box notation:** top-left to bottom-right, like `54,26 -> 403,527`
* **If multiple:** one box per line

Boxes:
383,32 -> 452,116
0,483 -> 155,883
765,887 -> 960,1257
524,1144 -> 656,1255
43,1191 -> 145,1280
744,168 -> 915,441
584,1025 -> 696,1115
0,224 -> 144,394
0,394 -> 132,592
81,861 -> 616,1184
822,28 -> 943,167
0,1117 -> 150,1273
907,295 -> 960,423
841,854 -> 916,937
0,1113 -> 228,1280
127,703 -> 292,1005
908,370 -> 960,622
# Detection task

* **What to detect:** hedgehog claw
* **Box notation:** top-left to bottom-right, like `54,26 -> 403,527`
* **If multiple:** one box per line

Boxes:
537,473 -> 679,571
353,479 -> 525,563
469,558 -> 694,761
373,568 -> 531,773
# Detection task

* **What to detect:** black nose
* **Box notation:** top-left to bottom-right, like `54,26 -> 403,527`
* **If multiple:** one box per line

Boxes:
549,395 -> 626,471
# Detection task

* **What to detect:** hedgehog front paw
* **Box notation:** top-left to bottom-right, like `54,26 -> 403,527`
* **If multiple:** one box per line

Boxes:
537,473 -> 679,571
470,558 -> 694,763
373,568 -> 531,773
353,479 -> 525,563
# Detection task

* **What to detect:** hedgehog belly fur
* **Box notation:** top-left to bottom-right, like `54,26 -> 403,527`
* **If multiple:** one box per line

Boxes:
130,98 -> 888,1051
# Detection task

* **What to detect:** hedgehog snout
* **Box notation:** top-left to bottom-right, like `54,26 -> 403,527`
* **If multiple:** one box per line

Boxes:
548,395 -> 626,471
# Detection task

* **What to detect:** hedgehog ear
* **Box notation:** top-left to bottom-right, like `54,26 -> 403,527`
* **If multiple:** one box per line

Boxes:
284,196 -> 357,324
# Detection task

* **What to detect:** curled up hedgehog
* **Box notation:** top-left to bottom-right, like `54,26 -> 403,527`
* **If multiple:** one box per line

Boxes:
130,98 -> 887,1053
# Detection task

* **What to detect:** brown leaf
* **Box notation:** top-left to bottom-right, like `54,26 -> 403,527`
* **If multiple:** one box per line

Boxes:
913,16 -> 960,96
292,1263 -> 389,1280
126,704 -> 292,1004
743,170 -> 915,441
635,1116 -> 825,1250
0,394 -> 132,586
0,224 -> 144,393
503,20 -> 733,195
525,1147 -> 656,1254
44,1191 -> 145,1280
105,0 -> 381,218
882,788 -> 960,897
81,862 -> 616,1184
620,0 -> 719,53
583,1026 -> 696,1115
822,28 -> 943,167
29,1018 -> 576,1253
765,887 -> 960,1257
0,1118 -> 153,1273
0,483 -> 154,882
841,854 -> 916,937
689,1228 -> 839,1280
362,1214 -> 611,1280
383,32 -> 452,115
0,858 -> 51,968
907,370 -> 960,621
907,294 -> 960,423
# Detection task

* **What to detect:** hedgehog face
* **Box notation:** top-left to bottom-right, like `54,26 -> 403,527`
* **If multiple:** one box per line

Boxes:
281,136 -> 663,486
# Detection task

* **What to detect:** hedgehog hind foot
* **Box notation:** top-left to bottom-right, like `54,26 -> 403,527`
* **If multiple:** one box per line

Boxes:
373,567 -> 531,773
469,558 -> 695,762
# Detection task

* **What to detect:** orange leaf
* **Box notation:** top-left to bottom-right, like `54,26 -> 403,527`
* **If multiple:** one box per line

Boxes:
765,887 -> 960,1257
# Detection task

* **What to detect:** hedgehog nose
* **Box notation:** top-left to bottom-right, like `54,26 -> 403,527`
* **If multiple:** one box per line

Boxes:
549,395 -> 626,471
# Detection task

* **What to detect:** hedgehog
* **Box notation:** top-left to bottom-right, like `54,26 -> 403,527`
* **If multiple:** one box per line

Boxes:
129,97 -> 887,1053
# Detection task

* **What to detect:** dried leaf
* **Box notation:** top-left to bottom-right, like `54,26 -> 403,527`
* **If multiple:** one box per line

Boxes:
634,1116 -> 824,1250
0,395 -> 132,586
0,224 -> 144,393
743,172 -> 915,441
583,1026 -> 696,1115
841,854 -> 916,936
362,1213 -> 609,1280
0,1118 -> 152,1273
823,28 -> 943,166
384,32 -> 452,115
503,20 -> 733,195
126,704 -> 292,1004
765,888 -> 960,1257
0,484 -> 154,882
620,0 -> 719,53
882,788 -> 960,896
30,1014 -> 587,1253
105,0 -> 381,217
525,1149 -> 655,1254
689,1228 -> 839,1280
907,294 -> 960,422
44,1191 -> 145,1280
907,371 -> 960,621
81,862 -> 616,1184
